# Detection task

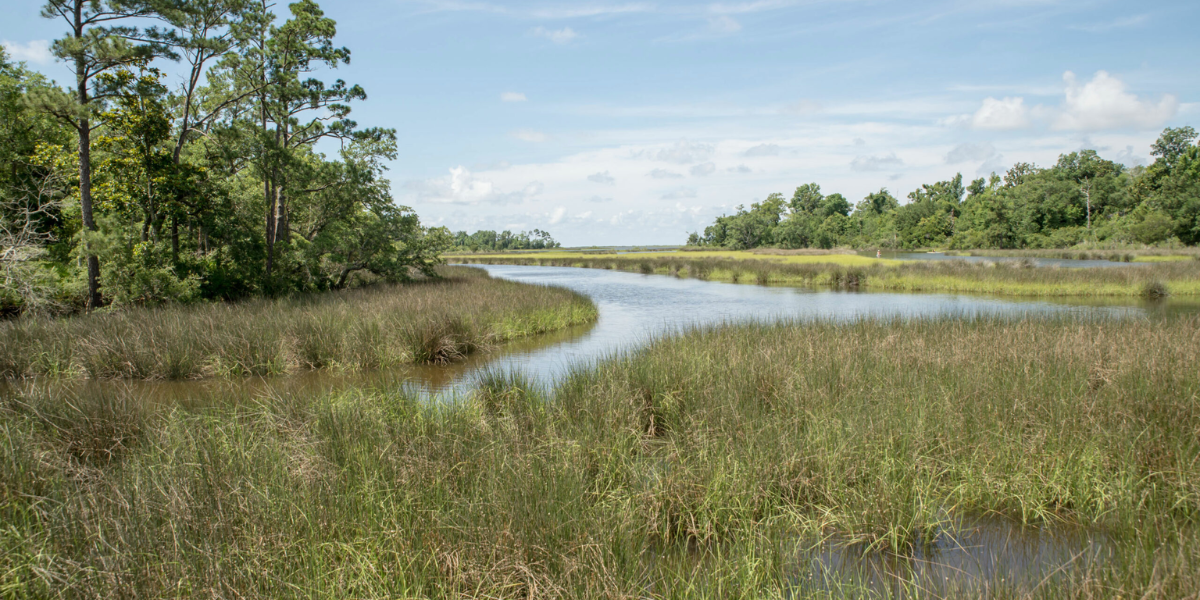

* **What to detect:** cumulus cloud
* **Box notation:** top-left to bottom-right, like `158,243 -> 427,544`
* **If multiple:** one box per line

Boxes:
587,171 -> 616,185
743,143 -> 780,157
729,164 -> 752,173
549,206 -> 567,224
500,92 -> 527,102
945,142 -> 997,164
649,168 -> 684,179
1115,145 -> 1146,168
511,129 -> 548,142
533,26 -> 578,44
1053,70 -> 1178,131
1,39 -> 51,64
661,187 -> 697,200
850,153 -> 904,172
404,166 -> 542,205
690,162 -> 716,176
971,97 -> 1031,130
655,140 -> 715,164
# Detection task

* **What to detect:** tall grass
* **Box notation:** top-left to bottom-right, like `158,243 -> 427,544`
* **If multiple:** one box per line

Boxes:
2,315 -> 1197,597
956,247 -> 1200,262
0,266 -> 597,379
456,253 -> 1200,297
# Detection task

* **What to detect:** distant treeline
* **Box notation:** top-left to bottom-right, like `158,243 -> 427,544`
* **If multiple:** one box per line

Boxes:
452,229 -> 561,252
689,127 -> 1200,250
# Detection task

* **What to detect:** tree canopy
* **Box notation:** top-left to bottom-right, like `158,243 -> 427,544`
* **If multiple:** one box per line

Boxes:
690,128 -> 1200,251
1,1 -> 449,315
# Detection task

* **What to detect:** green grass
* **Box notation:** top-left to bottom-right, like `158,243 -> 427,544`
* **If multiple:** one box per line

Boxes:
951,248 -> 1200,263
2,316 -> 1197,597
455,253 -> 1200,297
0,266 -> 598,380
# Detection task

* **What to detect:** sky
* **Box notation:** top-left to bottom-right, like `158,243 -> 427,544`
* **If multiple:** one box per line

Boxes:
4,0 -> 1200,246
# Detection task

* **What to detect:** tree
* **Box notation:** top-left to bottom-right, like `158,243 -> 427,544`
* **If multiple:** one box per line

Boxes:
791,183 -> 822,214
1151,126 -> 1198,169
38,0 -> 164,308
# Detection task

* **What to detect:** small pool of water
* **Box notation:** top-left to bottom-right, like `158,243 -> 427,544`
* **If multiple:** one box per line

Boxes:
791,515 -> 1107,597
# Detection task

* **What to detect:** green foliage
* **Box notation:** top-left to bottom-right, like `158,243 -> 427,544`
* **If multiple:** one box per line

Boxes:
2,1 -> 449,315
690,128 -> 1200,251
452,228 -> 560,252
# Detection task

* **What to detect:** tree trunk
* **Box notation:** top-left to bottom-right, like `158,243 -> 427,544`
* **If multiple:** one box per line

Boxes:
171,215 -> 179,261
73,1 -> 101,309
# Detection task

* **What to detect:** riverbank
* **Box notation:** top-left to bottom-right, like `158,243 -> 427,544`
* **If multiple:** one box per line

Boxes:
949,248 -> 1200,263
2,315 -> 1196,597
0,266 -> 598,379
452,251 -> 1200,297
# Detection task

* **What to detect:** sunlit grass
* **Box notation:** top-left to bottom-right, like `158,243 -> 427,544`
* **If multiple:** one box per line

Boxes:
456,253 -> 1200,297
0,266 -> 598,380
1,315 -> 1197,597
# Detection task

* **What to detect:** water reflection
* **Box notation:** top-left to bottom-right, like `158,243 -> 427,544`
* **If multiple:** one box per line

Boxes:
792,515 -> 1107,598
9,265 -> 1196,402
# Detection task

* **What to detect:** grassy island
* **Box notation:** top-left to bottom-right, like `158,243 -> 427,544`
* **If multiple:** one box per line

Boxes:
452,250 -> 1200,298
0,266 -> 597,379
3,315 -> 1197,597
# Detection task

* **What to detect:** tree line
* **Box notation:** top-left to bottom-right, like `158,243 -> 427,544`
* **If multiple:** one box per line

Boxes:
451,229 -> 560,252
1,0 -> 450,316
689,128 -> 1200,251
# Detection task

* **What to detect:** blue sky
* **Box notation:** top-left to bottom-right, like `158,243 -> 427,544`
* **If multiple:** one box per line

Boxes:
4,0 -> 1199,245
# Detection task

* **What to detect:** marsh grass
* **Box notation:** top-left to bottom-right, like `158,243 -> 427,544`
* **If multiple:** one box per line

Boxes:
2,316 -> 1197,597
457,254 -> 1200,297
0,266 -> 598,379
952,247 -> 1200,263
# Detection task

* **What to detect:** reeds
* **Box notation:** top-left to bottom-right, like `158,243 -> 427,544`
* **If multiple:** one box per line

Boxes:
456,254 -> 1200,297
2,315 -> 1197,597
0,266 -> 598,379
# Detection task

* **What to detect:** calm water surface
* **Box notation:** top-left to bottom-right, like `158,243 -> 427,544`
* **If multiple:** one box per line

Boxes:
20,264 -> 1185,595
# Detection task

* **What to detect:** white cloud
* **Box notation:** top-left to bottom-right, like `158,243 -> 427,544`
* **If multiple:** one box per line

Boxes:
649,168 -> 684,179
655,140 -> 715,164
1,39 -> 51,64
588,171 -> 616,185
533,26 -> 578,44
743,143 -> 780,157
690,162 -> 717,176
661,187 -> 697,200
1114,145 -> 1146,168
500,92 -> 527,102
945,142 -> 997,164
851,153 -> 904,172
1053,70 -> 1178,131
708,15 -> 742,33
1069,14 -> 1148,33
587,195 -> 613,203
512,129 -> 548,142
729,164 -> 752,173
549,206 -> 566,224
971,97 -> 1031,130
404,166 -> 542,205
782,99 -> 821,115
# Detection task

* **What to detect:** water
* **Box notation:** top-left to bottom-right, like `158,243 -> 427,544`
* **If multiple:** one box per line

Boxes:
34,264 -> 1194,404
791,515 -> 1108,598
462,264 -> 1188,394
12,264 -> 1180,595
856,250 -> 1141,268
